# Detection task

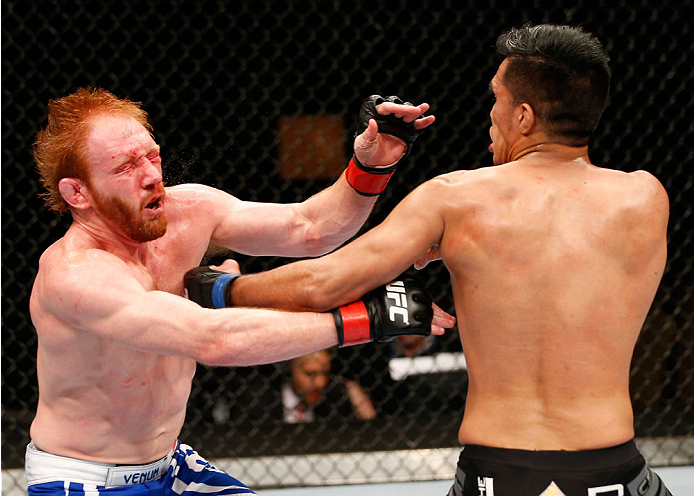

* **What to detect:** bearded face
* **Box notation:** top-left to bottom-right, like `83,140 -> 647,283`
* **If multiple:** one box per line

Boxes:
77,114 -> 169,243
90,186 -> 167,243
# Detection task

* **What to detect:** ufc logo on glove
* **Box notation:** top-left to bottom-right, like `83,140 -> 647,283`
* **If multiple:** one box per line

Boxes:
386,281 -> 410,324
328,275 -> 434,347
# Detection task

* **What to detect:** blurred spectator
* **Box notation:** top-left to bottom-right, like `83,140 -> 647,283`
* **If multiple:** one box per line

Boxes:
283,349 -> 376,423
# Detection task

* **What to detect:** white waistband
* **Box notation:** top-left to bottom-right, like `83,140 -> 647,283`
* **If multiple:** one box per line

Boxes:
25,441 -> 175,487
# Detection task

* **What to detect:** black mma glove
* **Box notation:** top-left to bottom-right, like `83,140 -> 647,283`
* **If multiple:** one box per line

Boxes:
356,94 -> 423,160
331,275 -> 434,347
184,266 -> 241,308
346,95 -> 424,196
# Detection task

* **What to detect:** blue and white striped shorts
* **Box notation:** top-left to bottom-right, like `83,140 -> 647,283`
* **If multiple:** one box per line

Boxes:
26,440 -> 255,495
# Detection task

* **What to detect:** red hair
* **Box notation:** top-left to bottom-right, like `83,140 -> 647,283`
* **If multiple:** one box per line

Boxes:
33,87 -> 152,212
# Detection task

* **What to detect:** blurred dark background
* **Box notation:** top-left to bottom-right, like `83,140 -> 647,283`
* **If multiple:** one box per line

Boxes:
2,0 -> 692,485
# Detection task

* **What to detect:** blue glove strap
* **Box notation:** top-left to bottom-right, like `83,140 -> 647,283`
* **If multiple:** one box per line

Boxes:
211,273 -> 241,308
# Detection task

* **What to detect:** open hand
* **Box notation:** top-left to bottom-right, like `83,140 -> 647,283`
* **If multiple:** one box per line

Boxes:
354,101 -> 435,166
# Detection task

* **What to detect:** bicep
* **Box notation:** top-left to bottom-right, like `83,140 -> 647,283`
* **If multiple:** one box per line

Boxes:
46,262 -> 215,359
192,184 -> 311,256
212,200 -> 311,256
89,290 -> 216,358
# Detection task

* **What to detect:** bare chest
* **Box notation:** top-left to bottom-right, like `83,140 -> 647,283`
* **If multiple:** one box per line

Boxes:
139,231 -> 211,295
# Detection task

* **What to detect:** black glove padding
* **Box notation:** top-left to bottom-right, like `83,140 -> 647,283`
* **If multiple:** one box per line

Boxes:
332,275 -> 434,347
184,266 -> 241,309
356,94 -> 423,159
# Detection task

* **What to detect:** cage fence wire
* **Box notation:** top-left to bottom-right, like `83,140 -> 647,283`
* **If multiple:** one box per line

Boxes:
2,0 -> 693,493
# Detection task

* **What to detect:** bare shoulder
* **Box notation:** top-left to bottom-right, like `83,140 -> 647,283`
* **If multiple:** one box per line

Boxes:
399,171 -> 470,208
417,169 -> 487,195
627,169 -> 669,204
34,241 -> 145,322
38,239 -> 124,284
165,183 -> 239,209
165,182 -> 215,198
635,171 -> 669,234
610,169 -> 669,221
422,167 -> 508,201
429,169 -> 494,186
163,183 -> 242,226
595,170 -> 670,249
428,170 -> 469,184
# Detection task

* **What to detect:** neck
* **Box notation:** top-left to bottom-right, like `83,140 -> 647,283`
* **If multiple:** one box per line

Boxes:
511,141 -> 590,164
69,212 -> 147,262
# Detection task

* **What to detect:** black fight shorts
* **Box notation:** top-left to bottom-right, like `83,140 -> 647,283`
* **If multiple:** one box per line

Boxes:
446,440 -> 672,496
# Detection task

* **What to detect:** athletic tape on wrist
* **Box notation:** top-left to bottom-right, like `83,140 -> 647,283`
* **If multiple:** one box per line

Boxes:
345,156 -> 396,196
211,273 -> 241,308
335,300 -> 372,346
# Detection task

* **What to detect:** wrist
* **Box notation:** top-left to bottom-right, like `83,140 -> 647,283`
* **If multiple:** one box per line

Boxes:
345,155 -> 396,196
211,273 -> 242,308
332,301 -> 372,347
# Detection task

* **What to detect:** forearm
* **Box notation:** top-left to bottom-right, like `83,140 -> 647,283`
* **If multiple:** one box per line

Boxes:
204,308 -> 337,366
101,290 -> 338,365
227,243 -> 405,312
229,220 -> 433,312
200,180 -> 448,311
230,260 -> 336,311
186,263 -> 451,351
294,169 -> 379,254
296,94 -> 431,253
229,221 -> 428,312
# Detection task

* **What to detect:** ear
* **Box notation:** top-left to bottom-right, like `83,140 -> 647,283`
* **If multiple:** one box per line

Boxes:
517,103 -> 536,135
58,178 -> 91,210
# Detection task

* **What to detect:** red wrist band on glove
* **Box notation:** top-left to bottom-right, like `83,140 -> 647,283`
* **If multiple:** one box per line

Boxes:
336,300 -> 372,346
345,156 -> 396,196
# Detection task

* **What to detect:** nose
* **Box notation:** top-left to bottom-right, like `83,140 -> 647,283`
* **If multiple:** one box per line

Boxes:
313,373 -> 329,390
138,157 -> 162,189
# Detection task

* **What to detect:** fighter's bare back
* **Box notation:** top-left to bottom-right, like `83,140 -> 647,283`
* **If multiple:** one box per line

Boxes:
435,151 -> 668,450
228,144 -> 668,451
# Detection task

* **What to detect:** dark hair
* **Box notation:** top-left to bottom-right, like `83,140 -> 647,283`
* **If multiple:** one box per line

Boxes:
496,24 -> 611,146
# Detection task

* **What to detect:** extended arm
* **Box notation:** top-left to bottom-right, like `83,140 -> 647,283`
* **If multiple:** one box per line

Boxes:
39,253 -> 337,367
199,96 -> 435,258
185,266 -> 448,346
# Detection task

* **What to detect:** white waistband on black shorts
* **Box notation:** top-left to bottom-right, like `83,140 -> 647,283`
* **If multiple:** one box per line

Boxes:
25,441 -> 175,487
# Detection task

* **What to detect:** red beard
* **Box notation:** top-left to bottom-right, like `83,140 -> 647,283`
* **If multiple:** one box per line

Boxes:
91,188 -> 167,243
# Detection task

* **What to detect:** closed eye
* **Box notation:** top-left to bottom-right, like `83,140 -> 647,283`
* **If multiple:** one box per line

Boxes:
115,162 -> 135,174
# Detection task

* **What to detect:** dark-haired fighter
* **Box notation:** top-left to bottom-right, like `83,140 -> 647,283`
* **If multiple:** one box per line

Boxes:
199,25 -> 672,495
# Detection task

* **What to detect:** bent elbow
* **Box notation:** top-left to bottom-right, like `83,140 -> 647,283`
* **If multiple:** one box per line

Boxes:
190,320 -> 241,367
193,338 -> 226,367
196,340 -> 244,367
300,229 -> 343,257
297,212 -> 360,257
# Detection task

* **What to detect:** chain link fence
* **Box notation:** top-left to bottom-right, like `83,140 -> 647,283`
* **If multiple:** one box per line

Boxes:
2,0 -> 693,493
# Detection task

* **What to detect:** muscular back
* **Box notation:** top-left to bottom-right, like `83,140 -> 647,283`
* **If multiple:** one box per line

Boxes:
438,158 -> 668,450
